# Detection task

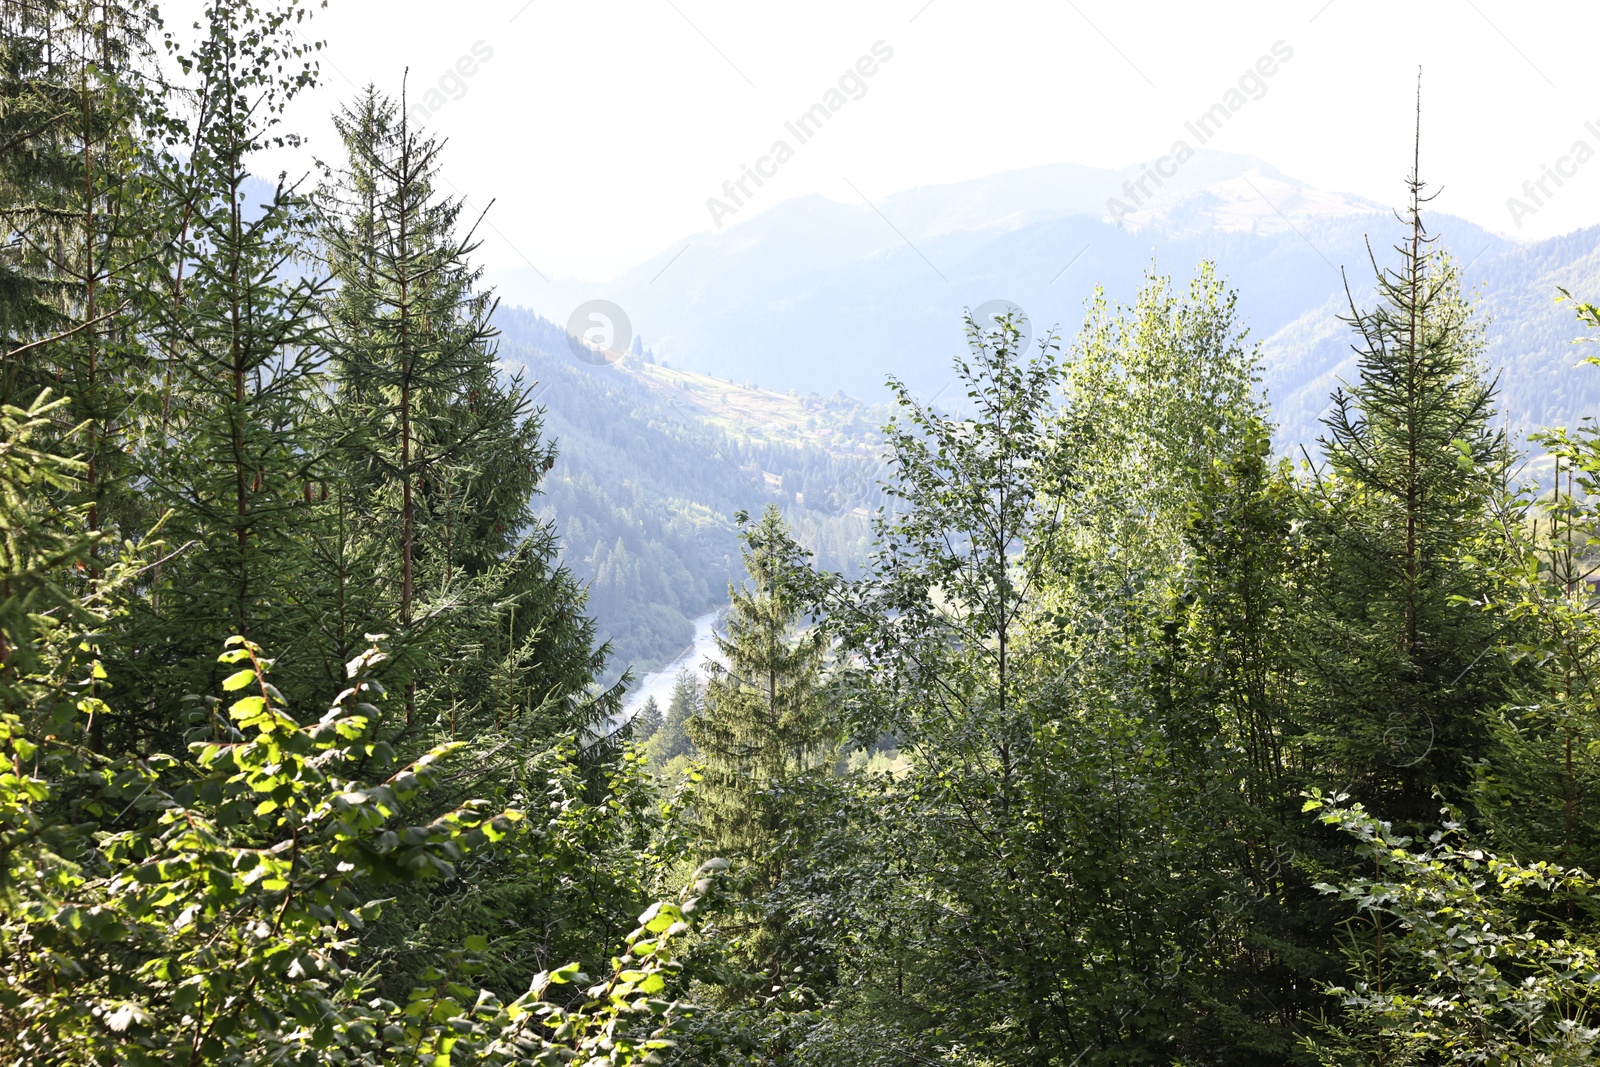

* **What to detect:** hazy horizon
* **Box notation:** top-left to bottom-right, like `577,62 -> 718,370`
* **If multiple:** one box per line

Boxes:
156,0 -> 1600,282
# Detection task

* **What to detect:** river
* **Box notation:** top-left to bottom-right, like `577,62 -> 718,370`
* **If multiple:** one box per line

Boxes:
618,607 -> 725,722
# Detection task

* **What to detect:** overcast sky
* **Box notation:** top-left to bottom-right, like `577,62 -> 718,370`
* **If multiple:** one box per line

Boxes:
175,0 -> 1600,282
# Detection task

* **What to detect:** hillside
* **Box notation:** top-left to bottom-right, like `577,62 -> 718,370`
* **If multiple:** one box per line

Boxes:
493,308 -> 890,683
493,162 -> 1600,681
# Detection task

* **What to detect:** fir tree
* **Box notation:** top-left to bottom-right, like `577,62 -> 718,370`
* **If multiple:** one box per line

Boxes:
105,0 -> 327,747
317,84 -> 623,996
647,666 -> 700,766
320,85 -> 507,725
0,0 -> 158,585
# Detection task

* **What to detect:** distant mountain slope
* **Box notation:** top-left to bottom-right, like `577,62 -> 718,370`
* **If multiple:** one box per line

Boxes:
489,159 -> 1600,679
493,153 -> 1600,451
493,308 -> 888,683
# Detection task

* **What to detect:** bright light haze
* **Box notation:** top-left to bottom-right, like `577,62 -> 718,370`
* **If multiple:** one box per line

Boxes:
170,0 -> 1600,283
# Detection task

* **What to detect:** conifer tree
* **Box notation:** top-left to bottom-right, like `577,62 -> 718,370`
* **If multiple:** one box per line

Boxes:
100,0 -> 329,747
687,506 -> 831,986
690,507 -> 831,851
1305,141 -> 1509,824
319,84 -> 613,735
647,666 -> 700,766
316,85 -> 625,994
320,85 -> 511,725
632,695 -> 663,743
0,0 -> 158,582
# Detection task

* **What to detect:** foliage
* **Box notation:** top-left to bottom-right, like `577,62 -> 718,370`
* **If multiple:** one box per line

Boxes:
685,506 -> 834,997
1305,792 -> 1600,1066
3,10 -> 1597,1062
0,636 -> 719,1065
1299,168 -> 1511,824
647,667 -> 702,770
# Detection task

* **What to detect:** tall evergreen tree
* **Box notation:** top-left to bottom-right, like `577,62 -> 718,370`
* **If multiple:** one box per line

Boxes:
632,694 -> 663,743
318,83 -> 613,739
320,85 -> 533,726
0,0 -> 159,582
317,86 -> 630,997
647,665 -> 700,767
95,0 -> 329,749
1303,147 -> 1509,824
688,505 -> 831,990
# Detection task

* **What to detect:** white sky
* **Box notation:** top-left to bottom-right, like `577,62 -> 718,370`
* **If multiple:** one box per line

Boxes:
170,0 -> 1600,282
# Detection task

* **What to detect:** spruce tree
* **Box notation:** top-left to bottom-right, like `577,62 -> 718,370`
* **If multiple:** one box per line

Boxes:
687,505 -> 831,987
647,666 -> 700,766
0,0 -> 158,585
632,695 -> 663,743
317,86 -> 626,995
320,86 -> 484,722
1304,146 -> 1508,824
96,0 -> 329,747
320,84 -> 612,733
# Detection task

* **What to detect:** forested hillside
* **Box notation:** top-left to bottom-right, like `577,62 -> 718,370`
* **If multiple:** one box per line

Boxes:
491,307 -> 887,679
8,3 -> 1600,1066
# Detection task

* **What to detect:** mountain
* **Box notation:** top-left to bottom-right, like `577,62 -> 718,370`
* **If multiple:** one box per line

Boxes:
492,153 -> 1600,451
492,308 -> 889,683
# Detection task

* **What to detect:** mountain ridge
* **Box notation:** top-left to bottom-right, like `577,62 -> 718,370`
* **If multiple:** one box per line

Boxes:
490,152 -> 1600,452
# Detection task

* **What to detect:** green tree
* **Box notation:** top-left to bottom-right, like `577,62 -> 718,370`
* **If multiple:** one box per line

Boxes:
648,666 -> 701,768
109,0 -> 329,745
633,695 -> 663,743
686,506 -> 831,993
319,85 -> 581,730
1473,293 -> 1600,873
804,308 -> 1073,1064
0,0 -> 162,605
1300,292 -> 1600,1066
1302,162 -> 1510,825
315,87 -> 633,1000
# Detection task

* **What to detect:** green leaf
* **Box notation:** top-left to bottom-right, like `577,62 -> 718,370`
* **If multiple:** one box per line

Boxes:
222,669 -> 257,692
230,696 -> 266,720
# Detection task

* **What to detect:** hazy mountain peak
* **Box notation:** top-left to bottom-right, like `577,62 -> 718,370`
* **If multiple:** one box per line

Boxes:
1120,165 -> 1387,236
494,156 -> 1600,459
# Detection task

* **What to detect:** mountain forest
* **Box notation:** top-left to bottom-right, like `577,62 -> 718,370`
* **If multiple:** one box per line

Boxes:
8,2 -> 1600,1065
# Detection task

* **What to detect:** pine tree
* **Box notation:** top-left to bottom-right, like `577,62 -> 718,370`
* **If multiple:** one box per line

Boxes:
0,0 -> 158,585
95,0 -> 329,748
647,666 -> 700,766
320,85 -> 504,725
318,84 -> 612,735
316,85 -> 625,996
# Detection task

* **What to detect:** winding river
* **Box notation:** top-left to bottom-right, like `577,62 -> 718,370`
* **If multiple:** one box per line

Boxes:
618,608 -> 725,722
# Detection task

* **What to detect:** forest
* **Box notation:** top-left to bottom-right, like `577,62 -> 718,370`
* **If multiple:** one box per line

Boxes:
5,2 -> 1600,1065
